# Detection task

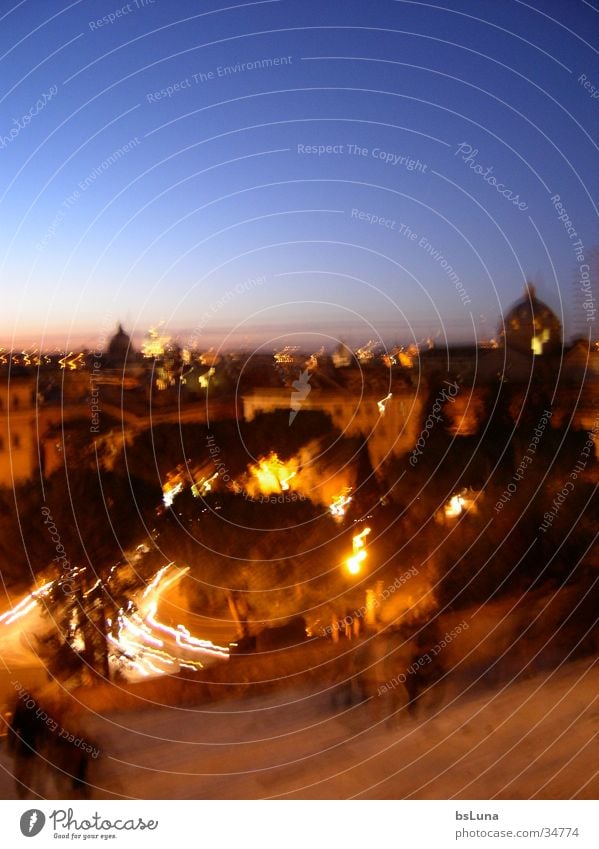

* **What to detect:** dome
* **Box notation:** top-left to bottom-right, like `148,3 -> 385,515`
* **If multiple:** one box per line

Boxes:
500,284 -> 562,356
106,323 -> 133,367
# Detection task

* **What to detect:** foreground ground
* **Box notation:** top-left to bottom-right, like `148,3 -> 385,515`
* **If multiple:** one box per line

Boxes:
1,656 -> 597,800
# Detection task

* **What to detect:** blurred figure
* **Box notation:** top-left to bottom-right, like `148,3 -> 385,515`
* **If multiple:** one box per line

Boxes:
405,621 -> 447,718
41,685 -> 96,799
331,631 -> 411,726
7,685 -> 97,799
7,689 -> 46,798
360,631 -> 411,727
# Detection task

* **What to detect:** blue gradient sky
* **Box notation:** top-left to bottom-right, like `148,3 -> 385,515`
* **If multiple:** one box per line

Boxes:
1,0 -> 597,351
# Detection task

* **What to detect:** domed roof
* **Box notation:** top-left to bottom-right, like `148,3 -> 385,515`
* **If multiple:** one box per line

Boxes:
107,323 -> 133,366
500,284 -> 562,355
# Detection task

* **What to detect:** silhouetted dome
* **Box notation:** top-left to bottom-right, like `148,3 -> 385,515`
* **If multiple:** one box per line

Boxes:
107,323 -> 132,367
500,284 -> 562,356
332,341 -> 352,368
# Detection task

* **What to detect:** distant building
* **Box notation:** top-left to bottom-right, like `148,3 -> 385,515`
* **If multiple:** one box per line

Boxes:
554,338 -> 599,444
242,386 -> 425,471
241,285 -> 597,466
499,284 -> 562,357
141,326 -> 171,359
332,342 -> 352,368
0,377 -> 38,486
105,323 -> 134,369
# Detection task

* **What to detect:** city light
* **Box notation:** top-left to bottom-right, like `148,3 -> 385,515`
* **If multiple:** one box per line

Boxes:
444,494 -> 465,518
346,526 -> 371,576
377,393 -> 392,415
245,452 -> 299,495
0,580 -> 54,626
162,481 -> 183,509
330,488 -> 352,521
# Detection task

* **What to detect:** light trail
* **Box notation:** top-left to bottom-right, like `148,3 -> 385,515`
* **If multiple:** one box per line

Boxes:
110,562 -> 229,680
0,563 -> 229,683
0,581 -> 54,626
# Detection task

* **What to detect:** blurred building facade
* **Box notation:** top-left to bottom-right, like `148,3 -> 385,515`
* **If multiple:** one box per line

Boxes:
243,386 -> 425,471
0,377 -> 38,487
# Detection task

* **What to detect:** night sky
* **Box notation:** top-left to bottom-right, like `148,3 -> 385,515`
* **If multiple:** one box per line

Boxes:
1,0 -> 597,351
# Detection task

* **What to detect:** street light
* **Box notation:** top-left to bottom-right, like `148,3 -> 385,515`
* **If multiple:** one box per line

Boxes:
345,527 -> 371,576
